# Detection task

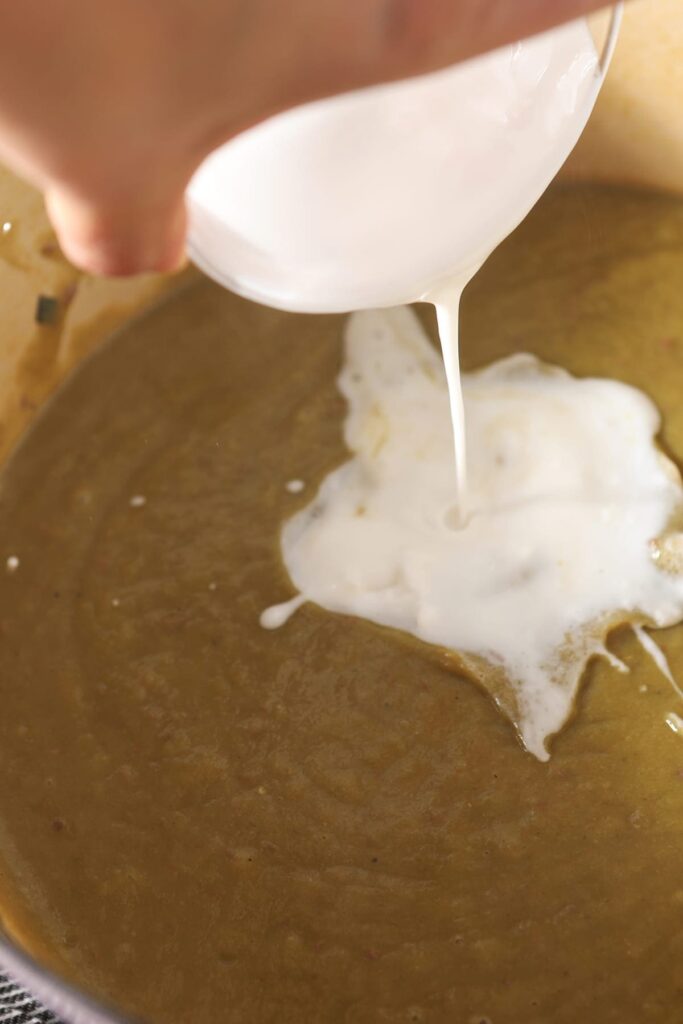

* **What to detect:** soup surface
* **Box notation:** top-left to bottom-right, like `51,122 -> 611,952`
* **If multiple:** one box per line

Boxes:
1,187 -> 683,1024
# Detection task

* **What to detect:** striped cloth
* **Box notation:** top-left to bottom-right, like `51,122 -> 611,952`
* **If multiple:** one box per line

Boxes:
0,975 -> 59,1024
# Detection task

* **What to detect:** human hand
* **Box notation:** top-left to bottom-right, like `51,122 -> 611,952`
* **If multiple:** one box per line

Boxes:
0,0 -> 610,276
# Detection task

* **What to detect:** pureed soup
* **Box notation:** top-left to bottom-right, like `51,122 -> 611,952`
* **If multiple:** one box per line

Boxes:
262,312 -> 683,760
0,187 -> 682,1024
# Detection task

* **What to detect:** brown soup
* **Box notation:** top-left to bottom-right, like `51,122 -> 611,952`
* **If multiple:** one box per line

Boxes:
0,185 -> 682,1024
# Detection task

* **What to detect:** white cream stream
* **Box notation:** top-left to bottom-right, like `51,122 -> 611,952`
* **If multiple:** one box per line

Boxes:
262,308 -> 683,759
430,286 -> 470,521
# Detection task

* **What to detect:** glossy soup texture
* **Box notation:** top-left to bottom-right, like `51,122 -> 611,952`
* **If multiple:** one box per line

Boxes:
0,187 -> 682,1024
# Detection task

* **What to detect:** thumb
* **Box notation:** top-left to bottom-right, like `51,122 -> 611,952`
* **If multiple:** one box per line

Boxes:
45,185 -> 188,277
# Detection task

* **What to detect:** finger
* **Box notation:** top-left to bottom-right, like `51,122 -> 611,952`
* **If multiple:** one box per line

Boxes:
411,0 -> 616,66
45,185 -> 188,277
292,0 -> 618,105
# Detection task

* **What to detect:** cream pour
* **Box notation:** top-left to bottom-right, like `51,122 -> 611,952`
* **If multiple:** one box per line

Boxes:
263,308 -> 683,759
430,285 -> 471,522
